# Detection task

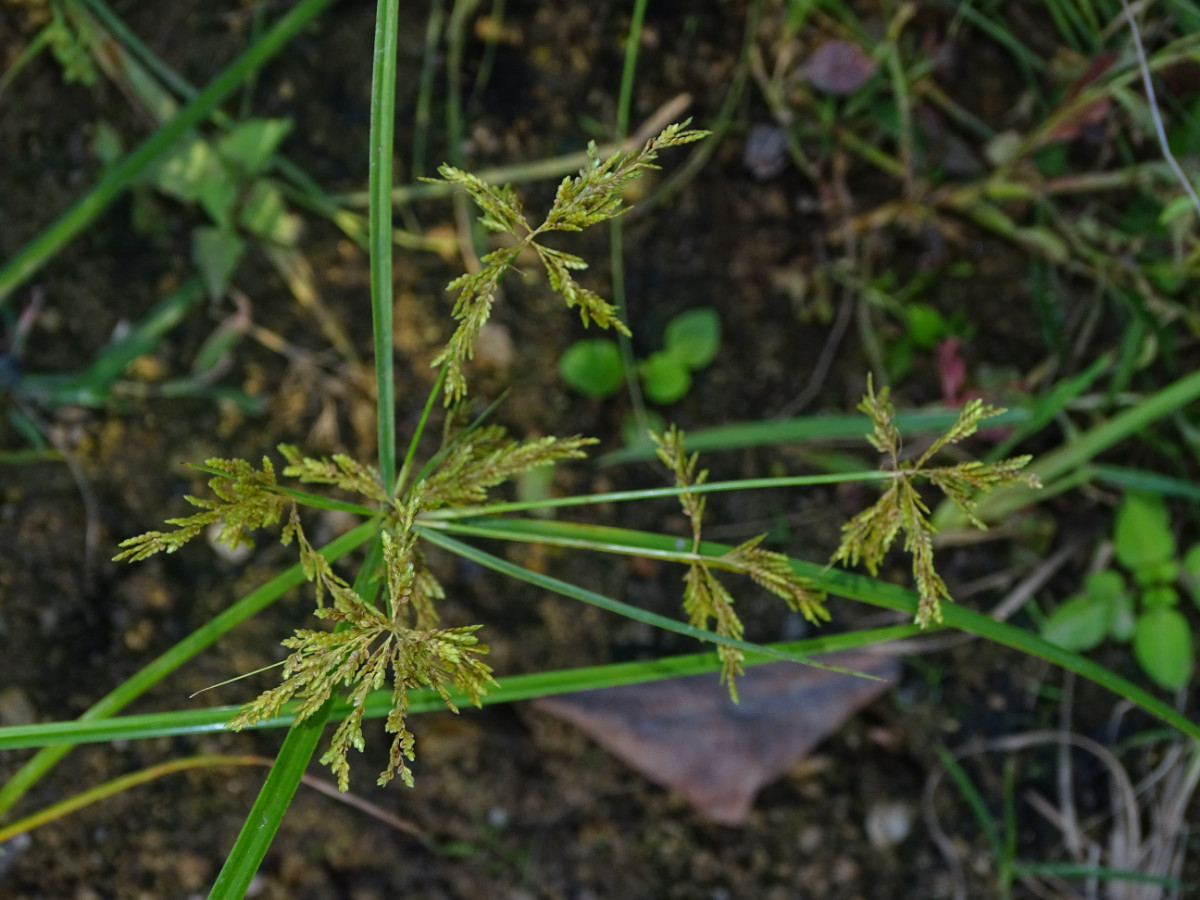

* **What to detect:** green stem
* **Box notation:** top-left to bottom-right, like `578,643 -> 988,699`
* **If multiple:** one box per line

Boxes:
601,406 -> 1031,465
421,516 -> 1200,743
417,468 -> 897,518
0,754 -> 266,844
411,0 -> 446,178
208,702 -> 332,899
369,0 -> 401,493
420,529 -> 872,677
416,470 -> 892,519
609,0 -> 651,435
0,626 -> 919,751
211,531 -> 387,898
396,367 -> 447,498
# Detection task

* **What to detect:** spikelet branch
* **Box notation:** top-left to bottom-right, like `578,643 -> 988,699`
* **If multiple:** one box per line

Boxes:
426,124 -> 707,403
832,375 -> 1040,626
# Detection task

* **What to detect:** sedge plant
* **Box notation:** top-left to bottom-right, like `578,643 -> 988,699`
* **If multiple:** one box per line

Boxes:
5,5 -> 1200,897
108,114 -> 1045,792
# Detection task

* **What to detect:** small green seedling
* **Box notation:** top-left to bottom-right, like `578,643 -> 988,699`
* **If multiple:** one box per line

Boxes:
558,307 -> 721,404
887,301 -> 965,383
1042,492 -> 1200,691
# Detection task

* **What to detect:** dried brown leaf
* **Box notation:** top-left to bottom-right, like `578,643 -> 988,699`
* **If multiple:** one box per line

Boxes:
532,651 -> 899,825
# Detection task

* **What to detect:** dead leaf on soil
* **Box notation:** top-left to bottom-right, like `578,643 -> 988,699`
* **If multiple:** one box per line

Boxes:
532,651 -> 900,826
800,40 -> 879,95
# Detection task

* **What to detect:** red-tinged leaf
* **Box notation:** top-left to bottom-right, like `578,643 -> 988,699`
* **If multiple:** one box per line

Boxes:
801,40 -> 879,96
1045,52 -> 1118,143
532,651 -> 900,825
936,337 -> 968,405
932,337 -> 1017,443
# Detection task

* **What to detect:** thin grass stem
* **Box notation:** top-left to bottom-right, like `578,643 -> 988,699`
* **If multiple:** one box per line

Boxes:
369,0 -> 402,492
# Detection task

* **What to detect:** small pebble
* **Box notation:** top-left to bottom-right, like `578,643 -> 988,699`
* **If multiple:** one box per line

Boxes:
865,800 -> 914,849
0,686 -> 36,726
206,521 -> 254,564
743,124 -> 790,180
474,321 -> 516,371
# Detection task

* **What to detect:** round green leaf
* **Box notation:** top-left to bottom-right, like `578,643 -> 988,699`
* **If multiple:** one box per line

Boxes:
640,351 -> 692,404
1184,543 -> 1200,581
1109,593 -> 1136,642
1114,493 -> 1175,572
1084,569 -> 1126,603
1185,543 -> 1200,610
1135,559 -> 1180,588
1041,593 -> 1111,652
1142,585 -> 1180,608
663,308 -> 721,370
558,339 -> 624,399
1133,606 -> 1193,690
904,303 -> 949,349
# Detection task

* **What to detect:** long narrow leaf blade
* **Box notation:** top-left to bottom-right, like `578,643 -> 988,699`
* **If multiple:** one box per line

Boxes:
0,627 -> 917,751
208,700 -> 332,899
369,0 -> 401,491
425,516 -> 1200,743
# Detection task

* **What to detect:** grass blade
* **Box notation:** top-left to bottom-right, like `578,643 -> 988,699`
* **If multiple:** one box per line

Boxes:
208,701 -> 332,899
419,528 -> 848,672
211,528 -> 386,896
600,407 -> 1031,465
940,366 -> 1200,528
0,626 -> 918,751
422,515 -> 1200,743
935,744 -> 1005,866
0,754 -> 265,845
